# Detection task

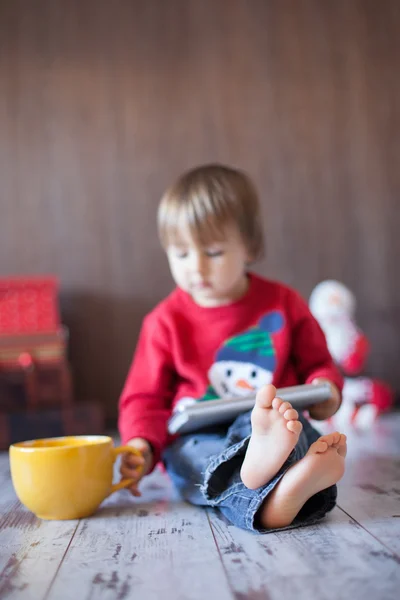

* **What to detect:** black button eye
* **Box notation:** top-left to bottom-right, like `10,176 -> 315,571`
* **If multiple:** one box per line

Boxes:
226,369 -> 232,377
251,370 -> 257,378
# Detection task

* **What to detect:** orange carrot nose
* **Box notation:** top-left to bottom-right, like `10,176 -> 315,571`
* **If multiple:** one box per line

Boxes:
236,379 -> 255,390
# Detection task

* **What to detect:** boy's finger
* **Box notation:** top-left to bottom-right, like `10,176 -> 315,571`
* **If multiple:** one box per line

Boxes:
121,458 -> 144,473
128,483 -> 141,497
120,463 -> 142,478
121,477 -> 141,496
120,465 -> 141,481
123,454 -> 145,467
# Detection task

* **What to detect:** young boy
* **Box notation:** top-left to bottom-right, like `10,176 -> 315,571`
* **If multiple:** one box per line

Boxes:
118,164 -> 346,532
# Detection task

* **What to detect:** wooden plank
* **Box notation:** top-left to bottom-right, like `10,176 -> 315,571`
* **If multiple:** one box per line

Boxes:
337,413 -> 400,555
207,413 -> 400,599
338,456 -> 400,555
1,414 -> 399,599
344,413 -> 400,457
208,506 -> 400,600
0,451 -> 78,600
0,452 -> 10,485
45,468 -> 234,600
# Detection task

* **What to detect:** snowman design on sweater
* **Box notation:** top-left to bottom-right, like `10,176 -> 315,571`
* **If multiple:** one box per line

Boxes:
176,311 -> 284,409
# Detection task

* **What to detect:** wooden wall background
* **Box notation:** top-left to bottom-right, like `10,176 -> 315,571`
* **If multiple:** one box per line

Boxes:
0,0 -> 399,419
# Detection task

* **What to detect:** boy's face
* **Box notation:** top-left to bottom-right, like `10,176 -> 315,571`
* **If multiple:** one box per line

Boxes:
166,227 -> 251,307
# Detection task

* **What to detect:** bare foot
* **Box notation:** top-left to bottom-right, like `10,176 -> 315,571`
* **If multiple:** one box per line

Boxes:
259,431 -> 347,529
240,385 -> 303,490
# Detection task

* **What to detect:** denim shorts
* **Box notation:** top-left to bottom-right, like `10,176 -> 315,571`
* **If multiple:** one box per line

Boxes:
163,411 -> 337,533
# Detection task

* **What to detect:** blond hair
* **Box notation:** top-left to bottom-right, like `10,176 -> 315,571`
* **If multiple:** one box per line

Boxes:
158,164 -> 264,262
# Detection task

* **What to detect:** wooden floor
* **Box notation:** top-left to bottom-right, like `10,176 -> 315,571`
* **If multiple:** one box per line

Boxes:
1,415 -> 399,600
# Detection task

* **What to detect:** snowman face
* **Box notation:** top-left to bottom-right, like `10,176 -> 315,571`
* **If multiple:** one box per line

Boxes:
208,361 -> 273,398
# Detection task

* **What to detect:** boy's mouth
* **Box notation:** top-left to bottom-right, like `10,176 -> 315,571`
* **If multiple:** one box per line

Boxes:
192,281 -> 212,290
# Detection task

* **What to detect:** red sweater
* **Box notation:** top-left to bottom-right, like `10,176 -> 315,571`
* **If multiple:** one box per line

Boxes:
119,273 -> 343,465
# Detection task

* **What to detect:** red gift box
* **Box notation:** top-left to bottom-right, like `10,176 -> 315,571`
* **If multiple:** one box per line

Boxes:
0,362 -> 73,411
0,330 -> 68,368
0,276 -> 66,369
0,277 -> 104,439
0,276 -> 60,335
0,276 -> 71,408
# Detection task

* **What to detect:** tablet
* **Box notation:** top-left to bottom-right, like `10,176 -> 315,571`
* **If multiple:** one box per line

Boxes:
167,383 -> 332,435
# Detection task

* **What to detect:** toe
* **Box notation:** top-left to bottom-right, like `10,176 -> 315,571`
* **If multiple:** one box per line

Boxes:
332,433 -> 346,446
287,420 -> 303,435
278,401 -> 292,414
335,434 -> 347,457
272,397 -> 283,410
255,384 -> 276,408
310,439 -> 329,454
283,408 -> 298,421
318,432 -> 340,447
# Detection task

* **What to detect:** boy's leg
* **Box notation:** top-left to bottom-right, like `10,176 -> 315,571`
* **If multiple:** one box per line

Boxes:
163,386 -> 304,505
164,385 -> 346,533
258,431 -> 347,529
163,427 -> 228,506
238,386 -> 347,529
240,385 -> 303,489
212,386 -> 345,531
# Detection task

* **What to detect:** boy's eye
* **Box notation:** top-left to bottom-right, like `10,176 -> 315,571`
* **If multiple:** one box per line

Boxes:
173,249 -> 188,259
205,249 -> 224,258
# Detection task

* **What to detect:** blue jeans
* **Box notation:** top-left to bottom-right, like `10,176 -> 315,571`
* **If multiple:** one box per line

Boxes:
163,411 -> 337,533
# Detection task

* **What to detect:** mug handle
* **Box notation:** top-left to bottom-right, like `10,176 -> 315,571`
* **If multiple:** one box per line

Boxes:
109,446 -> 143,495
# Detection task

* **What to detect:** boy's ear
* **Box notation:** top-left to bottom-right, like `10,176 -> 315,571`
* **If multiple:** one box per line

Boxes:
245,252 -> 255,266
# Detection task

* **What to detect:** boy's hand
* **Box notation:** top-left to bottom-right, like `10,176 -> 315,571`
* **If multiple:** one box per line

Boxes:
119,437 -> 153,497
308,378 -> 342,420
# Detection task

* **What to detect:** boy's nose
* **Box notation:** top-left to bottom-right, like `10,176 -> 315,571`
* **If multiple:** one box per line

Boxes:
191,252 -> 207,275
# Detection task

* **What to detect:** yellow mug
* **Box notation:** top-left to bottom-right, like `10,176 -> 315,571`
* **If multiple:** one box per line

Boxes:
9,435 -> 142,520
